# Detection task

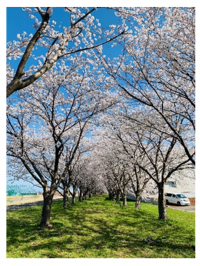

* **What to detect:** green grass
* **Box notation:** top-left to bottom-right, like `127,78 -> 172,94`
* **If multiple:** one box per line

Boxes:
7,195 -> 195,258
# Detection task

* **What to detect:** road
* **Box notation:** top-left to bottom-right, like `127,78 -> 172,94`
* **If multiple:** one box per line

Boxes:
168,205 -> 195,213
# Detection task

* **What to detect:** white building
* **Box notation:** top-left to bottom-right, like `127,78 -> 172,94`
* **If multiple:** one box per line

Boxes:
127,172 -> 195,204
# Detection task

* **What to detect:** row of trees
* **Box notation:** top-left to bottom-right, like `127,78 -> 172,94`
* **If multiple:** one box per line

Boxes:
91,106 -> 193,219
7,7 -> 195,226
7,57 -> 111,226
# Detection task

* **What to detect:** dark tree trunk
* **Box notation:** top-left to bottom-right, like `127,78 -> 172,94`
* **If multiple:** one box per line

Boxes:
79,189 -> 83,201
109,192 -> 115,200
115,190 -> 120,204
83,194 -> 89,200
158,183 -> 167,220
72,184 -> 76,204
83,188 -> 89,200
72,193 -> 76,204
40,190 -> 53,227
135,192 -> 141,209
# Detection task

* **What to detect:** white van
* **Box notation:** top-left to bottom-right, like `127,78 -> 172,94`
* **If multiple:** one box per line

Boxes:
165,193 -> 190,206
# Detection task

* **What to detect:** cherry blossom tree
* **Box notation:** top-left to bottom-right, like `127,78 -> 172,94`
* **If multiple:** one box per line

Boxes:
7,58 -> 117,226
101,110 -> 158,208
127,110 -> 193,219
7,7 -> 127,97
107,157 -> 130,206
59,137 -> 94,207
61,150 -> 108,203
113,126 -> 156,209
91,100 -> 193,218
98,7 -> 195,165
90,112 -> 152,207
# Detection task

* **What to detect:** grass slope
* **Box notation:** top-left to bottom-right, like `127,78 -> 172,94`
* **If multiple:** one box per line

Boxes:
7,195 -> 195,258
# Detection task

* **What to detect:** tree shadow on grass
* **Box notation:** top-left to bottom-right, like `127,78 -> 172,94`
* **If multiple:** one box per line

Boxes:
71,211 -> 194,257
7,197 -> 195,258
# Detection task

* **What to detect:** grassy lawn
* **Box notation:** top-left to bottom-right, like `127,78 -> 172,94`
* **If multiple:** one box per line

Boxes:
6,195 -> 195,258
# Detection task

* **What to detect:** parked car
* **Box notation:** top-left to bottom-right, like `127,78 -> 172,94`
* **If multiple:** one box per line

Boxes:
165,193 -> 190,206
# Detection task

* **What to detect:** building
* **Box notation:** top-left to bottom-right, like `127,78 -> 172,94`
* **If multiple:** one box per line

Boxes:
127,174 -> 195,204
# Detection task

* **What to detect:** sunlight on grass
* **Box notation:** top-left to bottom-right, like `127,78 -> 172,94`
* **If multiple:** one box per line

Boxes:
7,195 -> 195,258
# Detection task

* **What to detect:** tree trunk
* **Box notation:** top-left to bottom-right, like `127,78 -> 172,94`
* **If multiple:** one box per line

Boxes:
63,190 -> 69,208
40,190 -> 53,227
115,190 -> 120,204
83,188 -> 89,200
72,184 -> 76,204
83,194 -> 89,200
135,192 -> 141,209
79,189 -> 83,201
158,183 -> 167,220
109,192 -> 115,200
72,193 -> 76,204
122,193 -> 127,206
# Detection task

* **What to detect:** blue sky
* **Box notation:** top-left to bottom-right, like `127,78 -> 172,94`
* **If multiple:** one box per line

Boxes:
6,7 -> 119,42
6,7 -> 123,72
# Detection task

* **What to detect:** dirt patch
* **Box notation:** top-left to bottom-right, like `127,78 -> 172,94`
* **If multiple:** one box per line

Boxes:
189,198 -> 195,206
7,194 -> 62,206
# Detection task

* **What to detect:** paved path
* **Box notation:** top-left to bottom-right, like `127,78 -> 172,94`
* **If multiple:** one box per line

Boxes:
7,198 -> 62,212
168,205 -> 195,213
